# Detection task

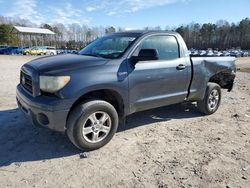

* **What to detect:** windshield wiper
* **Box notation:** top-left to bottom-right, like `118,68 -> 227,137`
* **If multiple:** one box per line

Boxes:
81,53 -> 103,58
99,52 -> 121,59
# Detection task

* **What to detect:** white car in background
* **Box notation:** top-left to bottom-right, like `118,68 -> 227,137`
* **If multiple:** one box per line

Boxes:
43,46 -> 57,55
199,50 -> 207,56
241,51 -> 249,57
222,51 -> 231,56
206,49 -> 214,56
213,51 -> 223,56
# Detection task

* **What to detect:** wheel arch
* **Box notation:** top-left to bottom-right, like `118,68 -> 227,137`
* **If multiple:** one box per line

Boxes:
67,89 -> 126,126
208,71 -> 235,91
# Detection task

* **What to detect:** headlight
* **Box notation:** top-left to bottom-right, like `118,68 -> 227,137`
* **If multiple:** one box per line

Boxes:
40,76 -> 70,93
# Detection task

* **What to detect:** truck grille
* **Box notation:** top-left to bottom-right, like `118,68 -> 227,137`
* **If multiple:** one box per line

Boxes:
21,71 -> 33,94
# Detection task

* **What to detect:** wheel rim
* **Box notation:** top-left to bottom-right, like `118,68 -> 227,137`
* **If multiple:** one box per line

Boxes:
208,89 -> 219,111
82,111 -> 112,143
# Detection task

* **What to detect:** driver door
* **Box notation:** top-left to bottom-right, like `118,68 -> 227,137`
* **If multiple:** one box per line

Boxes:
128,35 -> 190,113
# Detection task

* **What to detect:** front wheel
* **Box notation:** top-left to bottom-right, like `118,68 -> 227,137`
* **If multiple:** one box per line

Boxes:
67,100 -> 119,151
197,82 -> 221,115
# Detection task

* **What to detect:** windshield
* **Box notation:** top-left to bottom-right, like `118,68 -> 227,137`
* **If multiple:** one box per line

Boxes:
79,34 -> 139,59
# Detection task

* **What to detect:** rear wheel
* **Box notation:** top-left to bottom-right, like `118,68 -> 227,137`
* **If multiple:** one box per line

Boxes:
67,100 -> 119,151
197,82 -> 221,115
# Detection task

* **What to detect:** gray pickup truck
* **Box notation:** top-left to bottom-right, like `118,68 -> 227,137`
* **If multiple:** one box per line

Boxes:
16,31 -> 236,150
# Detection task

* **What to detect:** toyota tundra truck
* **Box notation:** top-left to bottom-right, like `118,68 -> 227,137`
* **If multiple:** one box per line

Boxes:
16,31 -> 236,150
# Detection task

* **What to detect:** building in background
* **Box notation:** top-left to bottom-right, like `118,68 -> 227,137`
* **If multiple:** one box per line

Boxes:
11,26 -> 55,47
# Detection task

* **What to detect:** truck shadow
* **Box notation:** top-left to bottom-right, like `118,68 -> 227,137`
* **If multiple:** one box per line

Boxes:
119,102 -> 201,132
0,103 -> 201,167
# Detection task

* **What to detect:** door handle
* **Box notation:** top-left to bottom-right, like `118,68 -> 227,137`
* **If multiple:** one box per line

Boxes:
176,64 -> 186,70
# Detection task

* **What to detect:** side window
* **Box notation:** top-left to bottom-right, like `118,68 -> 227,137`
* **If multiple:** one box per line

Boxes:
135,35 -> 179,60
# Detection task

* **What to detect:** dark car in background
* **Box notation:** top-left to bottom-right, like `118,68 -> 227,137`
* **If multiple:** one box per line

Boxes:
0,46 -> 9,54
0,46 -> 23,55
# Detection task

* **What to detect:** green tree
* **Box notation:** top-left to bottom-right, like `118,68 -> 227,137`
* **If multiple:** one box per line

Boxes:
176,26 -> 190,47
239,18 -> 250,49
41,23 -> 53,31
105,26 -> 116,34
0,24 -> 19,45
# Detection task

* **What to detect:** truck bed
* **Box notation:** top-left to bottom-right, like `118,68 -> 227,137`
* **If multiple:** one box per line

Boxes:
188,56 -> 236,101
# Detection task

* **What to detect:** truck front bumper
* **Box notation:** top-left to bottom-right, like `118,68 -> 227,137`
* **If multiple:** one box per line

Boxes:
16,84 -> 75,132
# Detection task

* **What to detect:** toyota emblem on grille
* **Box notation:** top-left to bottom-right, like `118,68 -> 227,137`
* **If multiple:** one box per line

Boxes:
21,76 -> 26,85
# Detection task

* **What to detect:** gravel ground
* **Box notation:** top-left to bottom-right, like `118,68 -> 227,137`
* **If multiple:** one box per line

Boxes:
0,55 -> 249,188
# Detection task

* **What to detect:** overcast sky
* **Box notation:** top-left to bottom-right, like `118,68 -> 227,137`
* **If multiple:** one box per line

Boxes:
0,0 -> 249,28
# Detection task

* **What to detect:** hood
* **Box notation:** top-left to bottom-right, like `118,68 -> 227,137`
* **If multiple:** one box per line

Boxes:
25,54 -> 108,74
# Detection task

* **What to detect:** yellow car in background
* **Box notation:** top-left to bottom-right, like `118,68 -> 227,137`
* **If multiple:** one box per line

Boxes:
24,47 -> 46,55
29,47 -> 46,55
23,47 -> 32,55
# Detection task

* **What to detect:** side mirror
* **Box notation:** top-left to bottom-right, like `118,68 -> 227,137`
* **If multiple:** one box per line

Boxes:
132,49 -> 159,63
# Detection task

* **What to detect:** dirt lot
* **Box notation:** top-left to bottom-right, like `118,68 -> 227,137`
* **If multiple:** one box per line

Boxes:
0,55 -> 249,188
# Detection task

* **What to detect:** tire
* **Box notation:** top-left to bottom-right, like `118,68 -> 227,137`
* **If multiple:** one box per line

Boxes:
67,100 -> 119,151
197,82 -> 221,115
50,52 -> 54,56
